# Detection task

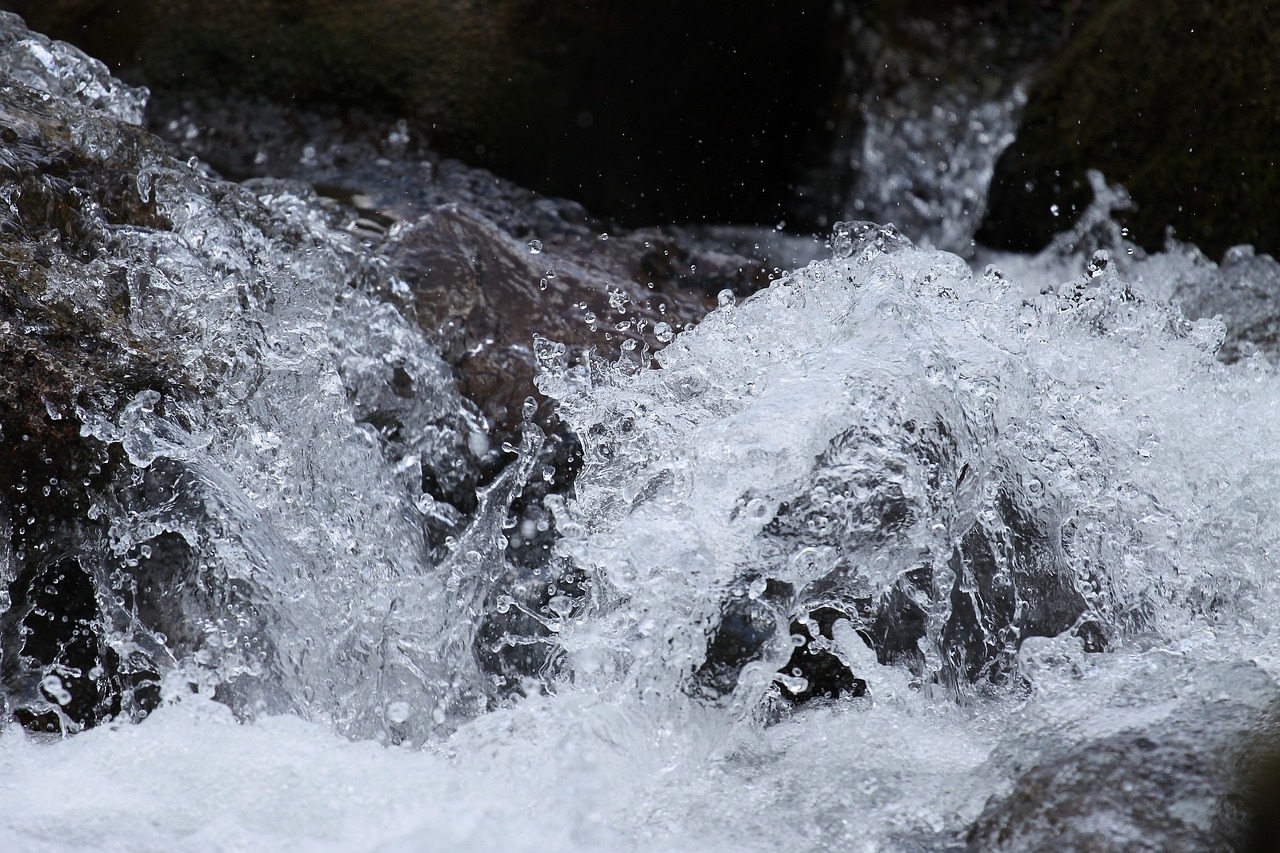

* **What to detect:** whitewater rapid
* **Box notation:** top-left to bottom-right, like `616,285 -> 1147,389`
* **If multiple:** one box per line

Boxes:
2,13 -> 1279,852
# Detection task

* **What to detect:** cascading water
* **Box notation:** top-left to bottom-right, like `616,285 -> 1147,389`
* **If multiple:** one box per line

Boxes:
2,13 -> 1279,853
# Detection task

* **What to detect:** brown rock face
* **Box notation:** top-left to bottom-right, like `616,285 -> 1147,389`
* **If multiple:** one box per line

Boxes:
382,198 -> 770,433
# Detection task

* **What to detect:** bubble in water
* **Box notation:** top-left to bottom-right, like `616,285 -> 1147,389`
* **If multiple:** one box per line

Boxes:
744,498 -> 771,523
468,431 -> 491,457
829,220 -> 913,260
830,222 -> 856,259
41,674 -> 72,706
528,239 -> 543,254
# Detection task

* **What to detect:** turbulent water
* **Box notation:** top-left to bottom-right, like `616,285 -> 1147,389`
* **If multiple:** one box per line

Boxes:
2,15 -> 1280,853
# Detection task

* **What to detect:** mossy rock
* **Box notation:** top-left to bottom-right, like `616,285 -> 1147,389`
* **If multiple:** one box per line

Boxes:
980,0 -> 1280,260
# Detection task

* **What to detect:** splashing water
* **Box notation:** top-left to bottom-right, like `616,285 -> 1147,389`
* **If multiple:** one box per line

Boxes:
3,16 -> 1280,853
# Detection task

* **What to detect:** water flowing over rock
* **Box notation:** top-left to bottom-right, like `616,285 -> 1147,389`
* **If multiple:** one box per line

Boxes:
4,11 -> 1280,853
808,1 -> 1096,254
0,12 -> 497,741
967,661 -> 1278,852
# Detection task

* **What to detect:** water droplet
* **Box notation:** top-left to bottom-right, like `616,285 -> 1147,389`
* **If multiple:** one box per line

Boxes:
717,289 -> 736,308
599,232 -> 609,241
654,322 -> 673,343
528,239 -> 543,254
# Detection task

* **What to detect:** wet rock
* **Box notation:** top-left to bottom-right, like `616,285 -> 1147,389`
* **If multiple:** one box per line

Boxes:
0,24 -> 185,730
1172,246 -> 1280,365
133,93 -> 782,436
0,14 -> 486,733
980,0 -> 1280,260
967,697 -> 1275,852
381,190 -> 770,434
753,419 -> 1087,698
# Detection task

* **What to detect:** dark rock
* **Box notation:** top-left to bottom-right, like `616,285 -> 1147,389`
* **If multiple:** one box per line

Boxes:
6,0 -> 839,228
980,0 -> 1280,260
1172,246 -> 1280,365
967,697 -> 1276,852
382,193 -> 770,434
0,14 -> 488,732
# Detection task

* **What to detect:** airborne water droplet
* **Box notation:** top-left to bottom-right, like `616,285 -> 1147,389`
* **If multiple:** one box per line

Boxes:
528,239 -> 543,254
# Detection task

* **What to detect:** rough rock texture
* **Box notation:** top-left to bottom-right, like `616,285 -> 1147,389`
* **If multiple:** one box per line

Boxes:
980,0 -> 1280,260
968,681 -> 1279,852
1173,247 -> 1280,365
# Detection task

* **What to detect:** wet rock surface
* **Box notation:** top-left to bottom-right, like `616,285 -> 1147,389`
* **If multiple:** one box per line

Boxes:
967,693 -> 1276,852
980,0 -> 1280,260
0,13 -> 491,733
1172,247 -> 1280,366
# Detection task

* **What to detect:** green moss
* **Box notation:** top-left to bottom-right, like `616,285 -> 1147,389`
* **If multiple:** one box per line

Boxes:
981,0 -> 1280,260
